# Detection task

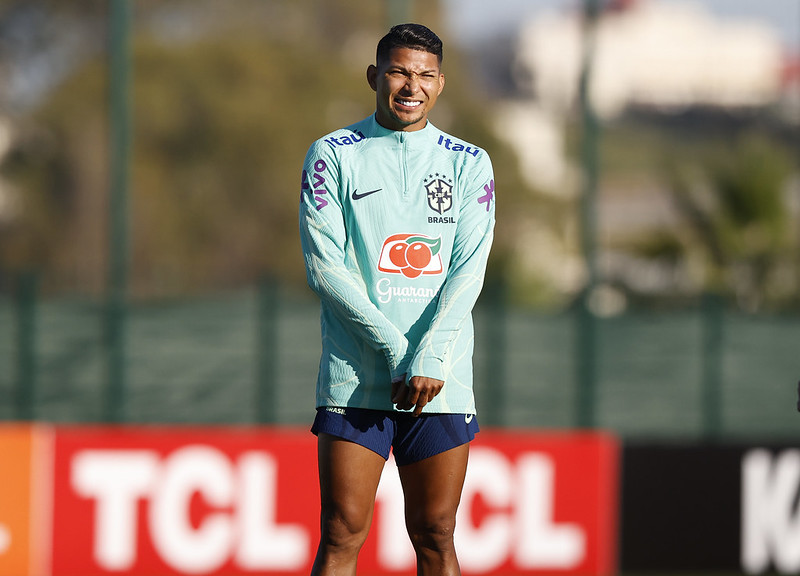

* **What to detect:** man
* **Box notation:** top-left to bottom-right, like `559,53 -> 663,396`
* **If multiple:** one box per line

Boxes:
299,23 -> 495,576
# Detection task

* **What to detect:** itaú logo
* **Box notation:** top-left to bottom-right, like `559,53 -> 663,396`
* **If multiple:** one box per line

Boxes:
377,233 -> 443,279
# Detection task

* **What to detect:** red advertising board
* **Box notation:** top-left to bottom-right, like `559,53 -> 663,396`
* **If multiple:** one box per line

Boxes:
48,427 -> 618,576
50,427 -> 319,576
12,423 -> 799,575
357,431 -> 619,575
2,425 -> 618,576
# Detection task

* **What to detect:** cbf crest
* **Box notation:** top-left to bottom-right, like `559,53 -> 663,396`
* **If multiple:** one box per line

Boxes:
424,174 -> 454,215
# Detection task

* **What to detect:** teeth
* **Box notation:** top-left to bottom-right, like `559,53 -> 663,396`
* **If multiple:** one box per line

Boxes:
397,100 -> 421,107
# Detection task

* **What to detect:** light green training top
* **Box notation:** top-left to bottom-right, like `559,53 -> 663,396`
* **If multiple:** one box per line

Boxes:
299,114 -> 495,414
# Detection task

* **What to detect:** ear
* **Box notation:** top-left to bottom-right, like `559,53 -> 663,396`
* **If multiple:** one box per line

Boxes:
366,64 -> 378,92
438,73 -> 445,96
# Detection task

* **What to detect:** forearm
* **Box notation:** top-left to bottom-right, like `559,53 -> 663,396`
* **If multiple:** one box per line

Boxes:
408,221 -> 494,380
301,215 -> 411,378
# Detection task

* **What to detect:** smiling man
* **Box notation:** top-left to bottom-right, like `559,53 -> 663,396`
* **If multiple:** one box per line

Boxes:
368,36 -> 444,131
299,24 -> 496,576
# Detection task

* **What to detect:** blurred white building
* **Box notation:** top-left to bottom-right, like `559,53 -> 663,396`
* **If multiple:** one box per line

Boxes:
496,0 -> 787,195
493,0 -> 792,302
513,0 -> 784,119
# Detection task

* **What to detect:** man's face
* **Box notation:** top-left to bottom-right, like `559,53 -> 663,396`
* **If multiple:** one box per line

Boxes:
367,47 -> 445,132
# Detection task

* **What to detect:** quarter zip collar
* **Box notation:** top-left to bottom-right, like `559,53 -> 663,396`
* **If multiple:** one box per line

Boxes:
370,113 -> 435,144
367,114 -> 436,198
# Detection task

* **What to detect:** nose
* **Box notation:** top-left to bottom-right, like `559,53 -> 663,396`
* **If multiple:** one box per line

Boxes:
403,74 -> 420,94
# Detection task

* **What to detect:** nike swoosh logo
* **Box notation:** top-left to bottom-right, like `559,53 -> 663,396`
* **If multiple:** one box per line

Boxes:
352,188 -> 382,200
465,414 -> 474,424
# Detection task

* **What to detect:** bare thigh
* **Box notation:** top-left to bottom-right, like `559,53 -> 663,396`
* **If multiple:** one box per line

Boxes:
398,443 -> 469,536
317,433 -> 387,539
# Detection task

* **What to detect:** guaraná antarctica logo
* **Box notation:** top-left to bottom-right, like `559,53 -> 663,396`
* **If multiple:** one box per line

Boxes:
377,233 -> 443,279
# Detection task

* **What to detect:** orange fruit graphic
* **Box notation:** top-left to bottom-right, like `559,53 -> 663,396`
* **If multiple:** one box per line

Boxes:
389,243 -> 408,268
405,242 -> 432,270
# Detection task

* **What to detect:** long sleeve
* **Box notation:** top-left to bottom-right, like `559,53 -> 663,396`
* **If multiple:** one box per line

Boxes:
299,141 -> 411,380
407,160 -> 496,382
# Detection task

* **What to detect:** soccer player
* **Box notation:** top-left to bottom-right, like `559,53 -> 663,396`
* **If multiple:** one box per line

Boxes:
299,23 -> 495,576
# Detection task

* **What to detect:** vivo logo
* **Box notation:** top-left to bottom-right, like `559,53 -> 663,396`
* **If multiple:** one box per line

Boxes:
301,159 -> 329,210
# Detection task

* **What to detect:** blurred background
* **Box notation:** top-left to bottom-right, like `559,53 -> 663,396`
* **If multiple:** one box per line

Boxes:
0,0 -> 797,437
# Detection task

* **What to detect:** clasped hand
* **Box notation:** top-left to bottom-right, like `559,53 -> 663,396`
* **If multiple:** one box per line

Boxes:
391,374 -> 444,417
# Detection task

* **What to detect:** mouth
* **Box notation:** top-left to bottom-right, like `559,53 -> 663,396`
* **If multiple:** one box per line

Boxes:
394,98 -> 422,110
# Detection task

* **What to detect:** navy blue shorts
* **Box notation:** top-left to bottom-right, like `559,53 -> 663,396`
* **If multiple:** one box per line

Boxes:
311,407 -> 479,466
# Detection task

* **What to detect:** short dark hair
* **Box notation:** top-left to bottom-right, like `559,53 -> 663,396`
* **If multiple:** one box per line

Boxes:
376,23 -> 443,66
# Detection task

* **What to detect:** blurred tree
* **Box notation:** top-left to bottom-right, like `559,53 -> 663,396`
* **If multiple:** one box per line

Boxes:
0,0 -> 539,301
666,131 -> 795,310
